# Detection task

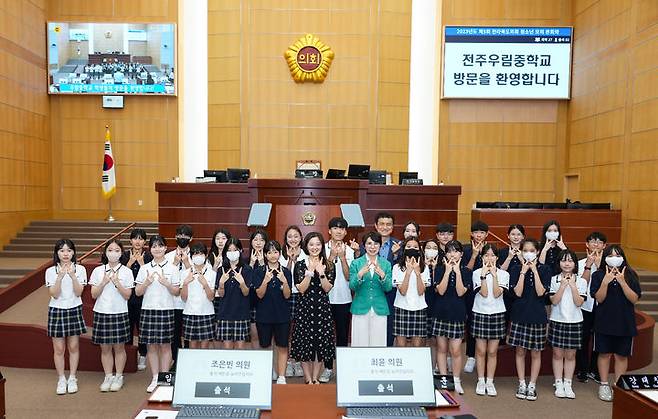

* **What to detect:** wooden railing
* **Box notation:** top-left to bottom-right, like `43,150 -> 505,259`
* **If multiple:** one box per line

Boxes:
78,222 -> 136,263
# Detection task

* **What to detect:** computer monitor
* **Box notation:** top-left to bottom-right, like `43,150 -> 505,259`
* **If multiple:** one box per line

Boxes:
336,347 -> 435,407
398,172 -> 418,185
227,168 -> 250,183
347,164 -> 370,180
203,170 -> 228,183
369,170 -> 386,184
172,349 -> 273,409
326,169 -> 346,179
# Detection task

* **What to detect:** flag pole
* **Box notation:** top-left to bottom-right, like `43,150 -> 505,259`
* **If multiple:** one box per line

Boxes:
106,197 -> 115,222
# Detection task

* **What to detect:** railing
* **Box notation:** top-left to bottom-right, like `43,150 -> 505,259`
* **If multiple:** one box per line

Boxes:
78,222 -> 136,263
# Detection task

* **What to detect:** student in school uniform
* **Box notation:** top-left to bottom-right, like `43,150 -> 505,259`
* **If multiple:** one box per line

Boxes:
323,217 -> 354,383
472,244 -> 509,397
90,239 -> 134,392
208,228 -> 231,272
180,242 -> 216,349
253,240 -> 293,384
539,220 -> 568,275
124,228 -> 152,371
135,235 -> 181,393
498,224 -> 525,272
164,224 -> 194,364
393,237 -> 430,348
590,245 -> 641,402
576,232 -> 606,383
246,229 -> 268,349
291,232 -> 336,384
508,238 -> 552,401
215,237 -> 252,349
402,221 -> 420,240
435,222 -> 455,256
548,248 -> 588,399
431,240 -> 471,395
279,225 -> 306,377
350,231 -> 393,348
462,221 -> 489,374
46,239 -> 88,395
423,239 -> 441,372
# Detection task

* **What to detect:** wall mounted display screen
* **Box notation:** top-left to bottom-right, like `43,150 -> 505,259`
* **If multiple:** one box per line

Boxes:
442,26 -> 572,99
47,22 -> 176,95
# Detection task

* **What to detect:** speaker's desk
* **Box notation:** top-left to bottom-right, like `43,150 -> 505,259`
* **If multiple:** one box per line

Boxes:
134,384 -> 474,419
612,385 -> 658,419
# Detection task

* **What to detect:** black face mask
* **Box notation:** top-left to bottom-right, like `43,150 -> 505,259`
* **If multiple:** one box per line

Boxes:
404,249 -> 421,260
176,237 -> 191,248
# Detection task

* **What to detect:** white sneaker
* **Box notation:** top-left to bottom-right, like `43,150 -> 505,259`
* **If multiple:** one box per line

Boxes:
454,380 -> 464,395
485,381 -> 497,397
147,377 -> 158,393
475,380 -> 486,396
464,357 -> 476,373
56,377 -> 67,395
319,368 -> 333,383
293,362 -> 304,377
276,376 -> 287,385
563,380 -> 575,399
554,379 -> 565,398
598,384 -> 613,402
100,375 -> 113,392
67,376 -> 78,394
447,357 -> 453,373
137,355 -> 147,371
272,369 -> 278,381
110,375 -> 124,392
285,361 -> 294,377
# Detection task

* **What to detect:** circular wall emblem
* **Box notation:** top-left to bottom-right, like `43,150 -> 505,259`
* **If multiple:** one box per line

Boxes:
296,46 -> 322,72
302,211 -> 317,226
284,34 -> 334,83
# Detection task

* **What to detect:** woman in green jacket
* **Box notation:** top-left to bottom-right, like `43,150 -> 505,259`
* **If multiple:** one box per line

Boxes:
349,231 -> 393,347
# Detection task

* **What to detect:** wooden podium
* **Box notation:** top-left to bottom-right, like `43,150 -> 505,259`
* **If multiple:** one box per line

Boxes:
156,179 -> 461,245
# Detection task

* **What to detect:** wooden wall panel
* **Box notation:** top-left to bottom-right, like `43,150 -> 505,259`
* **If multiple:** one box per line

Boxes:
0,0 -> 51,247
568,0 -> 658,270
440,0 -> 571,242
207,0 -> 412,180
47,0 -> 179,222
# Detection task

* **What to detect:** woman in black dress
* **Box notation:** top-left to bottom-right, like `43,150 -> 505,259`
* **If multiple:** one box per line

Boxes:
291,232 -> 335,384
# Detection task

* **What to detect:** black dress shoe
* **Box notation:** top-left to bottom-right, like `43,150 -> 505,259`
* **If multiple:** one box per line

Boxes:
577,371 -> 589,383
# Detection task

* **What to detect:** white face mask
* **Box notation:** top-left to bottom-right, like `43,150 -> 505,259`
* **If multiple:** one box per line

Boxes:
226,250 -> 240,262
606,255 -> 624,268
106,251 -> 121,263
545,231 -> 559,241
523,252 -> 537,262
425,249 -> 439,259
192,255 -> 206,266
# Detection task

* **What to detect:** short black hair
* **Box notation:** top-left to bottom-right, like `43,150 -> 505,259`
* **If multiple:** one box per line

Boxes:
189,241 -> 207,256
586,231 -> 607,243
471,220 -> 489,232
507,224 -> 526,236
149,235 -> 167,248
175,224 -> 193,237
264,240 -> 282,254
557,248 -> 579,274
374,212 -> 395,224
481,243 -> 499,258
435,222 -> 454,233
328,217 -> 348,229
130,228 -> 148,240
444,240 -> 464,254
53,238 -> 77,265
362,231 -> 383,246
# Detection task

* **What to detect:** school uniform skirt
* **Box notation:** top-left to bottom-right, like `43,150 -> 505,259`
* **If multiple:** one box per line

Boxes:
47,305 -> 87,338
92,312 -> 130,345
548,320 -> 582,350
289,293 -> 300,320
183,314 -> 215,341
139,309 -> 175,344
216,319 -> 250,342
471,312 -> 507,340
393,307 -> 427,338
431,318 -> 465,339
507,322 -> 547,351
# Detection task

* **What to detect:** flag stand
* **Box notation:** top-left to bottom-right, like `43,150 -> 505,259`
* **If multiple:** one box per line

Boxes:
106,198 -> 115,222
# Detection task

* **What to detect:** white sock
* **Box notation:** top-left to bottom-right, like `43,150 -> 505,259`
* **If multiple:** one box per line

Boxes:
105,373 -> 113,378
453,376 -> 461,383
528,382 -> 536,389
486,378 -> 494,385
519,379 -> 526,387
555,378 -> 563,384
478,377 -> 485,384
68,374 -> 76,379
564,379 -> 572,385
58,375 -> 66,380
601,381 -> 609,385
152,374 -> 158,381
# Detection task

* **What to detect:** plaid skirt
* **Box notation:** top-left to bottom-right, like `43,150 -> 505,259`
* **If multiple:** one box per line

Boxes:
471,312 -> 507,340
548,320 -> 582,350
47,306 -> 87,338
183,314 -> 215,341
289,293 -> 300,321
507,322 -> 547,351
250,307 -> 257,323
426,314 -> 435,338
393,307 -> 427,338
139,309 -> 175,344
216,319 -> 250,342
92,312 -> 130,345
431,318 -> 465,339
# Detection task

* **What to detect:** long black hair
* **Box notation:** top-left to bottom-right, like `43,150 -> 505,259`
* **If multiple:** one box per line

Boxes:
209,228 -> 231,266
222,237 -> 244,270
281,225 -> 303,260
397,237 -> 425,272
539,220 -> 561,249
595,244 -> 640,287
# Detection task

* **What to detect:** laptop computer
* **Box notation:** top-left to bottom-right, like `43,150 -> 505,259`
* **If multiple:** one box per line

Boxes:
326,168 -> 346,179
336,347 -> 435,419
347,164 -> 370,180
398,171 -> 418,185
173,349 -> 273,419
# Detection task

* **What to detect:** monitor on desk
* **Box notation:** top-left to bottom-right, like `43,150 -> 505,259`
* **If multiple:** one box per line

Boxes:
172,349 -> 273,410
336,347 -> 435,407
347,164 -> 370,180
326,169 -> 346,179
398,171 -> 418,185
227,168 -> 250,183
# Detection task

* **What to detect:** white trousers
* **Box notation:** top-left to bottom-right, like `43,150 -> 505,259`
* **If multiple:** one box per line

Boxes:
351,308 -> 387,347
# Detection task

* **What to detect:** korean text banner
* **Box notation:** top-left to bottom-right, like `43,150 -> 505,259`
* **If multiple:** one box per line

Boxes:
442,26 -> 572,99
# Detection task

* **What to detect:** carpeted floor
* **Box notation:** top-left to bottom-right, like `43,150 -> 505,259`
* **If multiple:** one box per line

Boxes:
4,328 -> 656,419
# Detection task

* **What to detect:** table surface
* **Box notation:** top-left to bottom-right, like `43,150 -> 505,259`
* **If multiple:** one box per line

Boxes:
134,384 -> 473,419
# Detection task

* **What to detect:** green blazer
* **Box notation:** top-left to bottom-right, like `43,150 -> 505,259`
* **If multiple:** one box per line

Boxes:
349,255 -> 393,315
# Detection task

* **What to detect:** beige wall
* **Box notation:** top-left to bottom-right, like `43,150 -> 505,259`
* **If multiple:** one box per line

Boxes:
568,0 -> 658,270
439,0 -> 571,241
0,0 -> 51,247
48,0 -> 179,222
208,0 -> 412,181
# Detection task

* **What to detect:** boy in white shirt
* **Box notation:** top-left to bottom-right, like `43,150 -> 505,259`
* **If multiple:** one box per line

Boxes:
165,224 -> 193,364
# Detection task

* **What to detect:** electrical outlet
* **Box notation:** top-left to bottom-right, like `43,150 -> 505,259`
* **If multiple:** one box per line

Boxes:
137,199 -> 143,206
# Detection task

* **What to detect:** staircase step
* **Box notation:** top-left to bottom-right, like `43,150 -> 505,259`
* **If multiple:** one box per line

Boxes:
0,274 -> 22,285
636,301 -> 658,311
31,220 -> 157,227
4,244 -> 125,252
16,231 -> 158,240
639,282 -> 658,291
